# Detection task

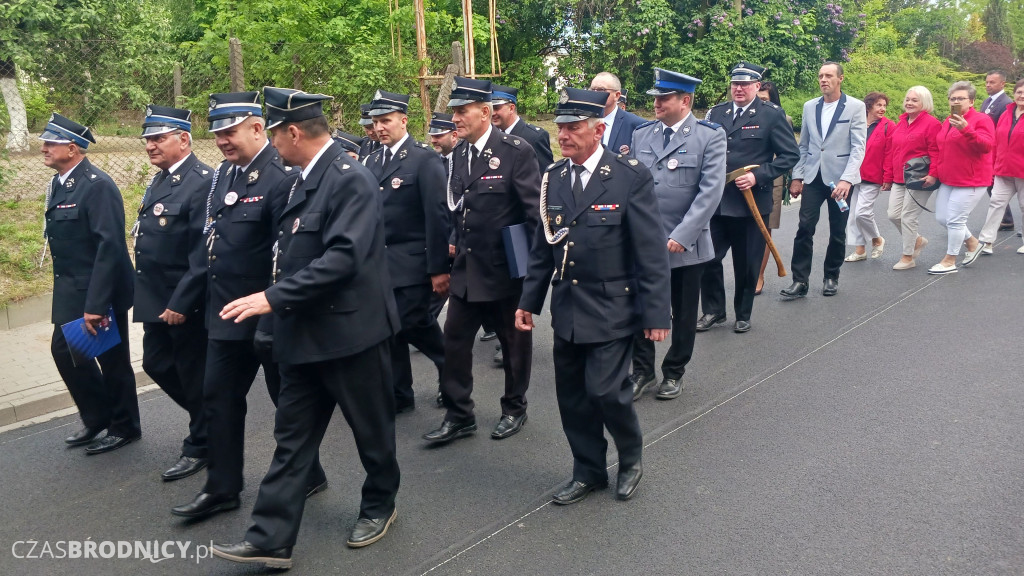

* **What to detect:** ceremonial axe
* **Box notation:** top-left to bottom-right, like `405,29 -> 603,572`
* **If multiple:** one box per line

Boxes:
726,164 -> 787,277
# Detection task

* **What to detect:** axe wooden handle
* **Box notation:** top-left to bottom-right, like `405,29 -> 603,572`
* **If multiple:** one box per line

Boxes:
739,187 -> 787,277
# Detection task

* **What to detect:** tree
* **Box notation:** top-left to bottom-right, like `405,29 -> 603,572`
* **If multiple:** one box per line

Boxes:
982,0 -> 1013,45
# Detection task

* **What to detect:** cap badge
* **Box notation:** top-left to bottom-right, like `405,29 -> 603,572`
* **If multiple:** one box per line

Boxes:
655,69 -> 661,80
145,106 -> 153,117
292,218 -> 301,234
224,191 -> 239,205
667,158 -> 679,170
488,157 -> 501,170
248,170 -> 259,183
558,90 -> 569,104
374,90 -> 383,100
391,177 -> 403,189
153,203 -> 165,216
209,98 -> 217,111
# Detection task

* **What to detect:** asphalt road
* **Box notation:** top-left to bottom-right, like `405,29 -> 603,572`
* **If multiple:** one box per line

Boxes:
2,197 -> 1022,576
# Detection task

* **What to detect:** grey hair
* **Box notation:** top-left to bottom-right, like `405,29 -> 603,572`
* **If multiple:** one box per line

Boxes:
948,81 -> 976,101
586,117 -> 604,129
592,72 -> 622,91
906,85 -> 934,114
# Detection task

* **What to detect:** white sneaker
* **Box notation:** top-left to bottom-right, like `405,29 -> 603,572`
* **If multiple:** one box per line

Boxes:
962,244 -> 984,266
927,262 -> 959,275
1017,244 -> 1024,254
981,243 -> 993,255
844,252 -> 867,262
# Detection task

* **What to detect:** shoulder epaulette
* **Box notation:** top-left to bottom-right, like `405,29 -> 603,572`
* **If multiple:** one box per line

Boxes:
635,119 -> 658,130
697,119 -> 722,130
546,158 -> 569,172
193,163 -> 212,177
615,154 -> 642,170
501,134 -> 523,147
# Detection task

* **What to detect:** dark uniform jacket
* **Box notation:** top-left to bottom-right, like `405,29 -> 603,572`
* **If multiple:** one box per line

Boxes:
133,153 -> 213,321
265,141 -> 399,364
508,119 -> 554,170
45,158 -> 134,325
365,136 -> 450,288
707,98 -> 799,217
519,150 -> 671,344
448,128 -> 542,302
205,144 -> 297,340
358,137 -> 381,163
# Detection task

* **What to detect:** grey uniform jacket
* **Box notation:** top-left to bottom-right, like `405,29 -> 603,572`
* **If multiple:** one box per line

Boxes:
793,93 -> 867,187
631,114 -> 727,268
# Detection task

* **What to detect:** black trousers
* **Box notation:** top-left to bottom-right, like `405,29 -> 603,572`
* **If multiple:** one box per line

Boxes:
701,215 -> 767,322
791,176 -> 850,283
245,341 -> 399,550
633,262 -> 706,380
142,318 -> 208,458
202,338 -> 326,496
440,293 -> 532,423
392,284 -> 445,406
51,311 -> 140,438
554,335 -> 642,486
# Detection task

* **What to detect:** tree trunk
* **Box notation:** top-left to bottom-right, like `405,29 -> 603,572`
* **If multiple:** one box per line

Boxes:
0,58 -> 30,153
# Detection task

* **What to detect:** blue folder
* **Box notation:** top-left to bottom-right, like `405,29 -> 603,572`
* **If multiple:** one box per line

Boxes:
502,222 -> 531,279
61,307 -> 121,367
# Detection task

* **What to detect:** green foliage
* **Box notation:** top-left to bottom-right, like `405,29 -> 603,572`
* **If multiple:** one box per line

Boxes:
982,0 -> 1013,45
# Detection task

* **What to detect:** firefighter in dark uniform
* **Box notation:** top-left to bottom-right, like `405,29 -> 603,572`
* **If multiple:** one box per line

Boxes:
491,84 -> 554,170
332,129 -> 362,159
171,92 -> 327,520
364,90 -> 449,413
133,105 -> 213,477
41,113 -> 140,454
697,62 -> 799,333
516,88 -> 671,504
212,87 -> 401,569
357,103 -> 381,161
422,77 -> 541,444
428,112 -> 459,399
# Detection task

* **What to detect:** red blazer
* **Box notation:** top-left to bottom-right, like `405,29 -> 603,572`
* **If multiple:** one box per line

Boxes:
888,111 -> 940,184
993,103 -> 1024,179
861,116 -> 895,185
933,107 -> 994,187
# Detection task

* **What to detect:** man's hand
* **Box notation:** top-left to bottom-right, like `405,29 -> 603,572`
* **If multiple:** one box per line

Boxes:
515,309 -> 534,332
667,239 -> 686,253
220,292 -> 272,323
448,244 -> 456,258
83,313 -> 105,336
734,172 -> 757,191
789,179 -> 804,198
831,180 -> 852,201
431,273 -> 450,297
158,309 -> 186,325
644,328 -> 669,342
949,113 -> 968,131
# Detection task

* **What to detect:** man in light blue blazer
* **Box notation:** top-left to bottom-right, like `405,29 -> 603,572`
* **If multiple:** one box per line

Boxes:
782,62 -> 866,298
627,68 -> 726,401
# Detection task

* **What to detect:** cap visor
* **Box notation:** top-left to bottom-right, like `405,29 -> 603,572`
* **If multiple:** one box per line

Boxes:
39,130 -> 72,144
554,114 -> 589,124
447,98 -> 477,107
209,117 -> 249,132
646,88 -> 684,96
265,119 -> 285,130
428,127 -> 455,135
142,126 -> 180,137
358,118 -> 374,126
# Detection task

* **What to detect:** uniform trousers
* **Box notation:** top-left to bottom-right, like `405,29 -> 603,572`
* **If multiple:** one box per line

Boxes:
142,318 -> 208,458
701,214 -> 767,322
391,284 -> 445,407
245,340 -> 399,550
633,262 -> 706,380
202,338 -> 326,496
554,335 -> 642,486
791,176 -> 850,283
887,183 -> 933,257
979,176 -> 1024,244
51,311 -> 140,438
441,293 -> 531,423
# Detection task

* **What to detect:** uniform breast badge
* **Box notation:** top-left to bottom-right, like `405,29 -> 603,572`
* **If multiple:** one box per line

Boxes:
224,191 -> 239,205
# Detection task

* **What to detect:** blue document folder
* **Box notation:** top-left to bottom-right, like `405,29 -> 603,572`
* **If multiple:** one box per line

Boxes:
61,307 -> 121,367
502,222 -> 531,279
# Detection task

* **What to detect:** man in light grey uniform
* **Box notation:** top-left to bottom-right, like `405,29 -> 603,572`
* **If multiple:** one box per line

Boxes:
628,68 -> 727,401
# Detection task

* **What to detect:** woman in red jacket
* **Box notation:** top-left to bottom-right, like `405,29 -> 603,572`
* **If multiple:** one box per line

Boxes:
927,81 -> 995,274
845,91 -> 894,262
977,78 -> 1024,255
886,86 -> 941,270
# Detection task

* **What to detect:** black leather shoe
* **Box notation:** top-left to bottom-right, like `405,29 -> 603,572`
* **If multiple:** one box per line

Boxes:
347,508 -> 397,548
84,434 -> 140,455
479,331 -> 497,341
65,426 -> 105,447
734,320 -> 751,333
695,313 -> 726,332
629,372 -> 656,401
422,420 -> 477,443
395,400 -> 415,414
212,541 -> 292,569
305,480 -> 329,498
655,378 -> 682,400
172,492 -> 241,519
616,461 -> 643,500
492,346 -> 505,367
822,278 -> 839,296
780,281 -> 809,298
551,479 -> 607,505
491,414 -> 527,439
161,456 -> 208,482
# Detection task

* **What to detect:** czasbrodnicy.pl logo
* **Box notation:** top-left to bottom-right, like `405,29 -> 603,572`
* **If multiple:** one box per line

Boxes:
11,540 -> 215,563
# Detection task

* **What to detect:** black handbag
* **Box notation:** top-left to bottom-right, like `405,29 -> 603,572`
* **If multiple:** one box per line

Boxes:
904,156 -> 940,191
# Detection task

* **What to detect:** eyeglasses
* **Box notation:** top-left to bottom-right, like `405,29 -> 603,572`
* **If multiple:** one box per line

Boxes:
948,96 -> 970,103
589,87 -> 617,93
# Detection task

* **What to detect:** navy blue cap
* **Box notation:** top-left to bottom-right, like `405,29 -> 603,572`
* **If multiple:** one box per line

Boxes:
263,87 -> 333,130
646,68 -> 702,96
553,88 -> 607,123
491,84 -> 518,105
428,112 -> 456,135
39,113 -> 96,149
142,105 -> 192,137
368,90 -> 410,116
448,77 -> 492,107
359,104 -> 374,126
332,130 -> 362,153
208,92 -> 262,132
618,88 -> 628,104
730,62 -> 765,82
